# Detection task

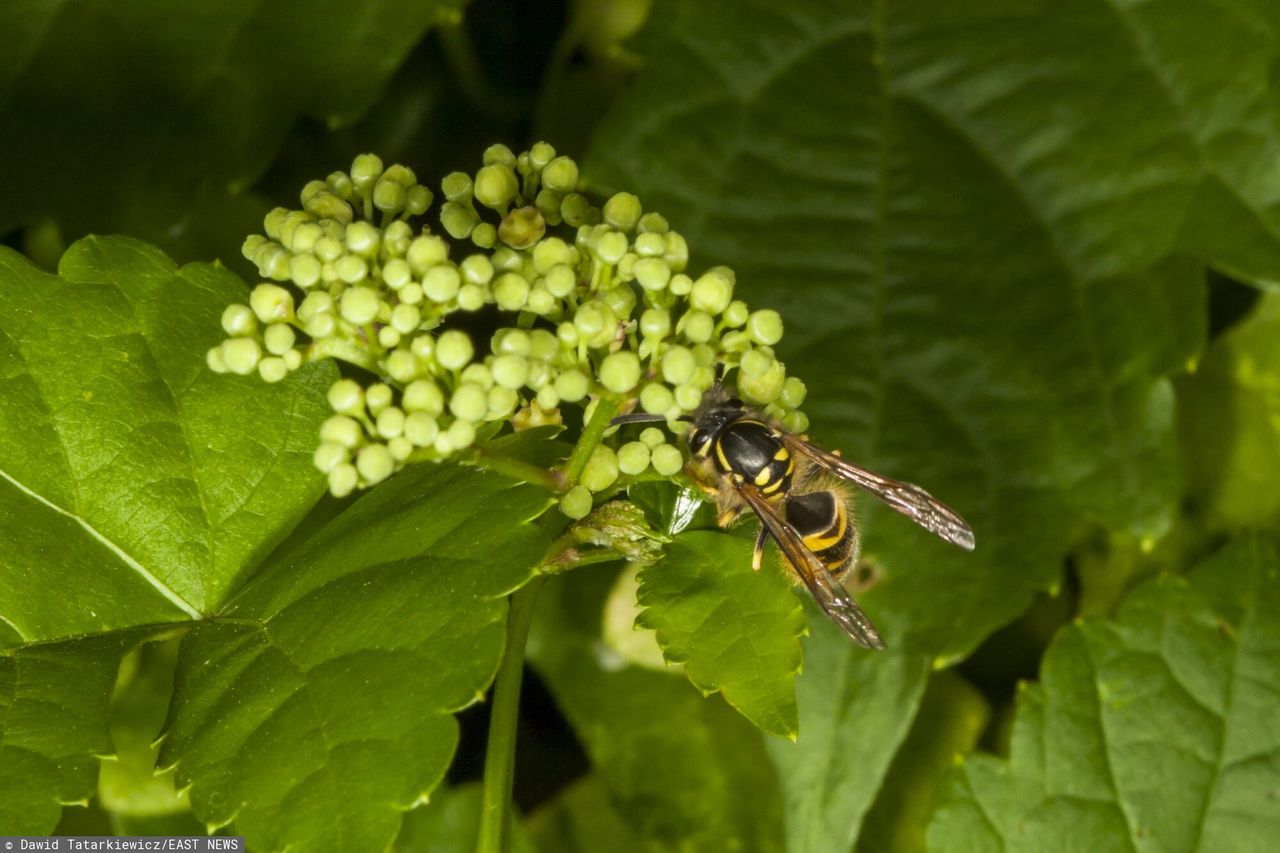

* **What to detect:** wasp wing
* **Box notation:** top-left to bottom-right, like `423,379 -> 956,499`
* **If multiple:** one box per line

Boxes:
782,437 -> 976,551
737,483 -> 886,650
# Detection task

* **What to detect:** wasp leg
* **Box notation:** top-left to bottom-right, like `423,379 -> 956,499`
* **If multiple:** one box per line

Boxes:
752,525 -> 769,570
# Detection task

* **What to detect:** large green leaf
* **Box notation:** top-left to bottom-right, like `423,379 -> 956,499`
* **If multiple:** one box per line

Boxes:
584,0 -> 1229,663
636,530 -> 806,738
159,462 -> 552,852
0,236 -> 332,833
765,613 -> 929,853
927,535 -> 1280,851
529,569 -> 785,851
0,0 -> 464,254
1179,292 -> 1280,530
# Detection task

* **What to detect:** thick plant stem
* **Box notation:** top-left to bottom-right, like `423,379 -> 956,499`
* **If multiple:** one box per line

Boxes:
562,395 -> 621,486
477,576 -> 546,853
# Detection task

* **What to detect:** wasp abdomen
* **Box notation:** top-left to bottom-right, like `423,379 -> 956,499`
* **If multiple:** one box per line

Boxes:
714,420 -> 794,495
785,490 -> 858,575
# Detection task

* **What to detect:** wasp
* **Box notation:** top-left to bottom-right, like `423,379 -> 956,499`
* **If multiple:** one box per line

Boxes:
614,369 -> 975,649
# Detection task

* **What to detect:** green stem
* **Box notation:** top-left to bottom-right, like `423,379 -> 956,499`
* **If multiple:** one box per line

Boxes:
477,576 -> 546,853
462,447 -> 564,492
562,394 -> 622,485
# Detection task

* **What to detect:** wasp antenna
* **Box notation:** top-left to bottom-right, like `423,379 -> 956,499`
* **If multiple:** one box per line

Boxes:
711,362 -> 726,396
610,412 -> 669,426
676,415 -> 695,423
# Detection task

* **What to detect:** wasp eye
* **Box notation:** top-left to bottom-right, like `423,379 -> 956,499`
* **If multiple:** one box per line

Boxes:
690,429 -> 708,449
727,396 -> 744,408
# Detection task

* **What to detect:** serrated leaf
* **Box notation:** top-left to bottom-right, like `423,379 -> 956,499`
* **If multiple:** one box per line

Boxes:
764,612 -> 929,853
583,0 -> 1225,662
159,462 -> 552,852
1179,292 -> 1280,530
0,236 -> 333,832
528,569 -> 785,851
0,1 -> 465,254
636,530 -> 806,737
927,535 -> 1280,851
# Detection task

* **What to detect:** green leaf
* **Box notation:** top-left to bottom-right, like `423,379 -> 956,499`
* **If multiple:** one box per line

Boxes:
927,535 -> 1280,851
529,569 -> 785,851
160,462 -> 552,852
0,633 -> 136,833
857,670 -> 990,853
0,0 -> 465,254
764,613 -> 929,853
584,0 -> 1220,661
0,236 -> 334,638
393,782 -> 537,853
1179,292 -> 1280,530
526,775 -> 650,853
636,530 -> 806,737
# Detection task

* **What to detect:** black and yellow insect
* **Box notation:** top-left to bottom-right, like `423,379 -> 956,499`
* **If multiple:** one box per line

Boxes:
615,371 -> 975,649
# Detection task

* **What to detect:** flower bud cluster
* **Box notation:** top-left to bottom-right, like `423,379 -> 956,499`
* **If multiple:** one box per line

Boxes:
208,144 -> 807,497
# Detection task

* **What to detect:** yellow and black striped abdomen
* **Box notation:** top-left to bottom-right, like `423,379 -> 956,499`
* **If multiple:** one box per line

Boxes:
785,490 -> 859,576
712,419 -> 794,496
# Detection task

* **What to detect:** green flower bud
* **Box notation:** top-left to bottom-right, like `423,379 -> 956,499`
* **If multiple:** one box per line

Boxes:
602,192 -> 642,232
574,301 -> 614,342
221,303 -> 257,336
493,272 -> 531,311
722,300 -> 749,328
460,254 -> 495,285
356,444 -> 395,485
206,346 -> 228,373
640,307 -> 671,339
345,221 -> 380,257
258,356 -> 288,383
447,417 -> 476,450
441,202 -> 478,239
662,347 -> 696,385
306,313 -> 335,338
328,379 -> 365,416
633,258 -> 671,292
674,382 -> 704,411
385,436 -> 412,462
740,348 -> 773,379
284,349 -> 303,370
376,406 -> 406,439
366,383 -> 393,415
532,237 -> 572,273
493,328 -> 530,355
747,309 -> 784,346
639,382 -> 675,414
542,156 -> 579,193
404,411 -> 440,446
321,415 -> 363,448
262,207 -> 289,240
290,254 -> 322,289
313,441 -> 348,474
491,353 -> 529,389
678,310 -> 715,344
600,284 -> 636,320
663,232 -> 689,271
617,441 -> 651,476
442,171 -> 473,202
637,212 -> 669,233
449,383 -> 488,422
222,337 -> 262,375
471,222 -> 497,249
474,163 -> 519,209
782,411 -> 809,434
554,368 -> 590,402
600,351 -> 642,394
559,484 -> 593,520
250,284 -> 294,324
405,185 -> 433,216
383,220 -> 412,256
488,385 -> 519,419
526,286 -> 557,315
560,193 -> 591,226
640,427 -> 665,449
595,231 -> 628,265
373,177 -> 408,213
304,192 -> 353,224
329,463 -> 359,497
557,321 -> 580,347
291,222 -> 322,254
409,333 -> 435,361
650,443 -> 684,476
690,269 -> 734,315
483,143 -> 517,168
422,265 -> 462,303
721,330 -> 752,353
264,323 -> 296,356
529,329 -> 559,361
386,349 -> 420,384
298,291 -> 333,319
351,153 -> 384,192
668,273 -> 693,296
407,235 -> 449,273
499,206 -> 547,250
391,304 -> 422,335
530,141 -> 556,169
781,376 -> 807,408
314,235 -> 343,263
335,254 -> 369,285
457,283 -> 488,312
399,282 -> 424,306
340,287 -> 381,325
738,359 -> 786,405
543,264 -> 576,298
536,384 -> 560,411
326,171 -> 355,200
535,188 -> 563,225
403,379 -> 445,414
437,329 -> 475,370
581,445 -> 620,492
242,234 -> 268,259
633,232 -> 665,257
